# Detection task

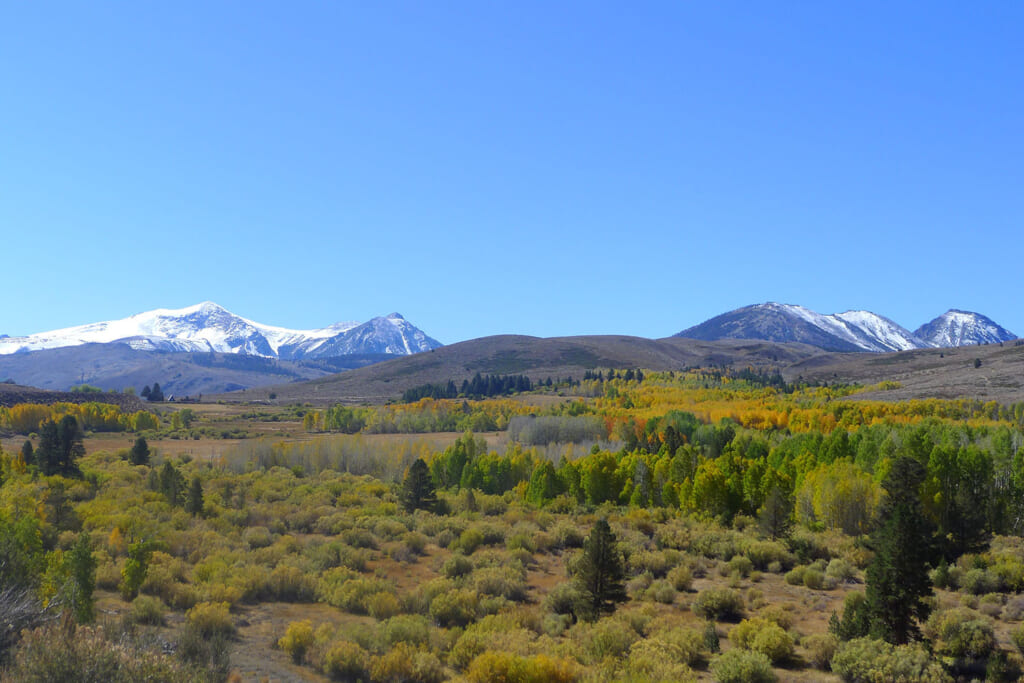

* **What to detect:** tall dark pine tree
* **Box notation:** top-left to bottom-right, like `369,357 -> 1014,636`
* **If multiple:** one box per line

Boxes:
573,519 -> 627,621
400,459 -> 437,513
34,417 -> 84,477
130,436 -> 151,466
185,476 -> 204,516
866,456 -> 935,644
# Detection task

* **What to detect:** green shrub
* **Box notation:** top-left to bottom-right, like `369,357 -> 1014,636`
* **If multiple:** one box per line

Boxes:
473,566 -> 528,601
729,617 -> 794,664
278,620 -> 314,664
710,649 -> 776,683
667,564 -> 693,591
722,555 -> 754,578
646,618 -> 707,666
627,638 -> 696,681
802,568 -> 825,590
545,582 -> 584,617
323,640 -> 370,681
924,607 -> 996,660
365,591 -> 402,619
825,558 -> 857,583
831,637 -> 951,683
466,651 -> 578,683
743,540 -> 794,570
369,642 -> 445,683
243,526 -> 274,549
692,587 -> 744,622
448,615 -> 535,670
185,601 -> 235,638
802,633 -> 838,670
128,595 -> 166,626
429,589 -> 479,627
784,565 -> 805,586
382,618 -> 434,651
961,568 -> 1000,595
645,579 -> 676,604
572,616 -> 640,663
444,557 -> 475,577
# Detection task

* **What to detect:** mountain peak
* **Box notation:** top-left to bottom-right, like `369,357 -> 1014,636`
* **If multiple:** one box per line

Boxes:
915,310 -> 1016,348
675,303 -> 1012,353
0,305 -> 441,359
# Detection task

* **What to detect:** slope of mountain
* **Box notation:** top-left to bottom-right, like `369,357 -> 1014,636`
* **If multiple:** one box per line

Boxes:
676,303 -> 1013,352
675,303 -> 924,352
915,310 -> 1017,348
0,303 -> 440,359
0,343 -> 401,395
219,335 -> 827,404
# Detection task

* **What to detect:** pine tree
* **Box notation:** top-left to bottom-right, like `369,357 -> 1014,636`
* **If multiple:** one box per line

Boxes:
573,519 -> 627,621
20,440 -> 33,466
34,420 -> 60,475
400,459 -> 437,513
185,476 -> 204,516
159,461 -> 185,506
141,385 -> 152,400
865,456 -> 935,644
758,485 -> 793,541
129,436 -> 150,466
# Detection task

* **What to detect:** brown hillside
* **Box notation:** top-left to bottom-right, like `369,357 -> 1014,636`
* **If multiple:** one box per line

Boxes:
785,340 -> 1024,403
217,335 -> 825,404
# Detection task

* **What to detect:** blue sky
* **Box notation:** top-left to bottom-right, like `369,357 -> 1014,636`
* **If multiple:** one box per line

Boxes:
3,3 -> 1021,343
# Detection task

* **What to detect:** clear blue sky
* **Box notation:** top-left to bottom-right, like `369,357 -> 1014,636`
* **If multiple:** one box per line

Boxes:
3,3 -> 1022,343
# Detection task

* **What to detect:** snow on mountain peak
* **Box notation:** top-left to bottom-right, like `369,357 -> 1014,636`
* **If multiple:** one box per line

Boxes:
0,303 -> 440,359
915,310 -> 1016,348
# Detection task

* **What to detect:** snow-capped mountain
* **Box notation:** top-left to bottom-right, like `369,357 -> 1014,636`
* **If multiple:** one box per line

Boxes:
914,310 -> 1017,348
0,302 -> 441,359
675,303 -> 1015,352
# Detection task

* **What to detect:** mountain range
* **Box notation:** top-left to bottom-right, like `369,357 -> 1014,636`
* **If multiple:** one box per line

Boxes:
0,302 -> 441,360
0,301 -> 1017,397
675,303 -> 1016,353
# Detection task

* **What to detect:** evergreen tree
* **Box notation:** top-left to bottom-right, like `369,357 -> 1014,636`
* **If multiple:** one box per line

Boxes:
56,415 -> 85,476
159,461 -> 186,506
141,385 -> 152,400
34,420 -> 60,475
65,532 -> 97,623
20,440 -> 33,466
400,458 -> 437,513
758,485 -> 793,540
573,519 -> 627,621
149,382 -> 164,402
185,476 -> 204,516
129,436 -> 150,466
865,456 -> 935,644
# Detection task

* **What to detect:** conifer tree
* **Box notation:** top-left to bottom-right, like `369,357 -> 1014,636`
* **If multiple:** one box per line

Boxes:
129,436 -> 150,466
400,458 -> 437,513
573,519 -> 627,621
185,476 -> 204,516
20,439 -> 33,465
865,456 -> 935,644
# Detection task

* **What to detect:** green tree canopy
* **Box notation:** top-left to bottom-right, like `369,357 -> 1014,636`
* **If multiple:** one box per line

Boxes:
573,519 -> 627,621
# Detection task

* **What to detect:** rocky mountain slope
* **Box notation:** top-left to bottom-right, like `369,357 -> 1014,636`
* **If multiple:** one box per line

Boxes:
915,310 -> 1017,348
676,303 -> 1016,352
